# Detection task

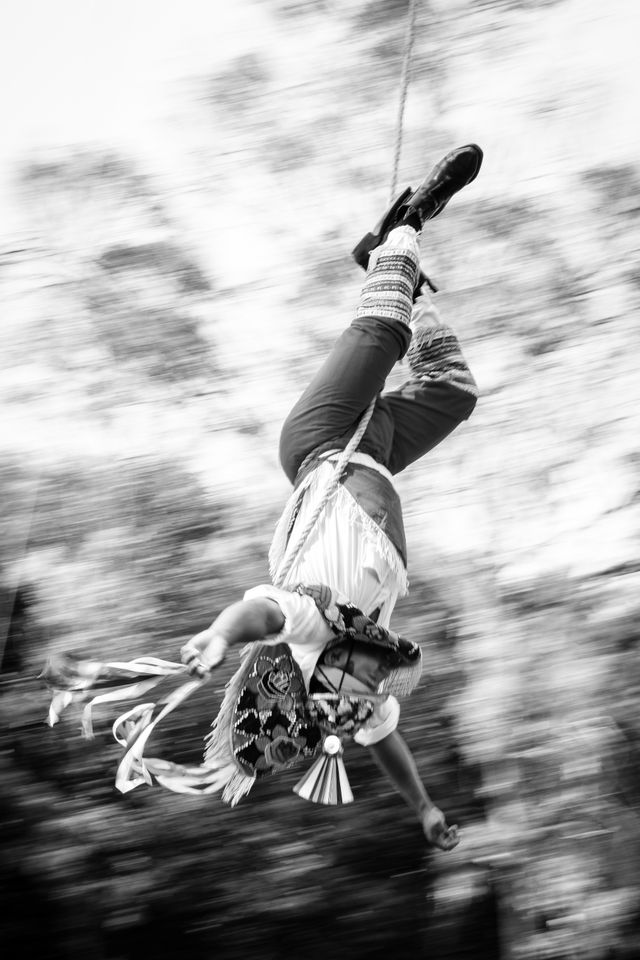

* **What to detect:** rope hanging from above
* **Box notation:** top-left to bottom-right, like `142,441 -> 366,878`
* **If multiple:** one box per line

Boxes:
388,0 -> 418,203
274,0 -> 418,588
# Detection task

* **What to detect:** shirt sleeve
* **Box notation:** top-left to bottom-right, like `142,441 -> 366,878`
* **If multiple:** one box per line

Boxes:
243,584 -> 331,647
353,695 -> 400,746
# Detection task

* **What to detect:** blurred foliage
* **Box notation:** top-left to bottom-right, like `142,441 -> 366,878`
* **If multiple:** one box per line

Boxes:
3,0 -> 640,958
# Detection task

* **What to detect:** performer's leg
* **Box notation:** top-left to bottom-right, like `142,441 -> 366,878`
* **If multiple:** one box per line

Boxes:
279,226 -> 420,483
280,143 -> 484,483
381,289 -> 479,476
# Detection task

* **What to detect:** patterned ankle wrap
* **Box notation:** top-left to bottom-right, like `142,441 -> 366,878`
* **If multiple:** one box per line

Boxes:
407,319 -> 479,398
356,227 -> 420,327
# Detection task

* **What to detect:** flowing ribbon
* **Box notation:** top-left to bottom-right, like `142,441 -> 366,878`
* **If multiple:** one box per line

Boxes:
44,653 -> 236,795
110,679 -> 236,795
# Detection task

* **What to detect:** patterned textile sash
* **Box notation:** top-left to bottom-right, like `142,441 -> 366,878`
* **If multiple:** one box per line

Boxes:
202,642 -> 324,803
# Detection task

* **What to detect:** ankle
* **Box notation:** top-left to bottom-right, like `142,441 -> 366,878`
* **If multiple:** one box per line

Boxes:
412,268 -> 438,300
403,209 -> 423,232
383,223 -> 420,249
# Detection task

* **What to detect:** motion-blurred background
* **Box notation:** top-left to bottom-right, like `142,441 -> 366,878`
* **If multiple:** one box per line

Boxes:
2,1 -> 640,957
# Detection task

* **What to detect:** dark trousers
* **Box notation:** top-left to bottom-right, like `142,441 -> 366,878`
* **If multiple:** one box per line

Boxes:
279,228 -> 478,484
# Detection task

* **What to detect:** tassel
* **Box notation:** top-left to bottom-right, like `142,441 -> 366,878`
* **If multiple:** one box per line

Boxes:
293,734 -> 353,805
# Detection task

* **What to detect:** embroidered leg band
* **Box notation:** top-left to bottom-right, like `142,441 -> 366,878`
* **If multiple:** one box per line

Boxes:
356,226 -> 420,328
407,295 -> 479,398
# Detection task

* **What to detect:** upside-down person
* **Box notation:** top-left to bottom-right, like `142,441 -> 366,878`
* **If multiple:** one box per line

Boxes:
181,144 -> 483,850
45,145 -> 482,852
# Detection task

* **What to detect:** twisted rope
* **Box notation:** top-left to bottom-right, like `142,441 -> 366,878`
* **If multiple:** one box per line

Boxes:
275,2 -> 417,589
388,0 -> 418,203
273,396 -> 376,589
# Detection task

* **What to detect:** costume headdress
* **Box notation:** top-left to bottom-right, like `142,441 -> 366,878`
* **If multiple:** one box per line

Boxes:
298,583 -> 422,698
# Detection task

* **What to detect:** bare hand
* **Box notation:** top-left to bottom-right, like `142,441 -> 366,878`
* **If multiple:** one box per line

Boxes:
421,806 -> 460,851
180,630 -> 227,678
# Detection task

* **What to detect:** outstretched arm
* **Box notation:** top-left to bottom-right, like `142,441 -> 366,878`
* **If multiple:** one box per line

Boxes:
368,729 -> 460,850
180,598 -> 285,676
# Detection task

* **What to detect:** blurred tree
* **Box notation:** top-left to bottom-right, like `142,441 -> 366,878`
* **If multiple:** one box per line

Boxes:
20,149 -> 220,391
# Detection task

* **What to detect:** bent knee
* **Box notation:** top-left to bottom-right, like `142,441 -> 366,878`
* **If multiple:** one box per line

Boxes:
459,387 -> 478,420
278,418 -> 306,484
440,377 -> 479,422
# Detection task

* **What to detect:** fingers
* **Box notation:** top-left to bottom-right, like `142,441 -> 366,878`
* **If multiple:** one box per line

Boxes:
180,644 -> 212,679
181,632 -> 228,677
434,824 -> 460,851
422,808 -> 461,851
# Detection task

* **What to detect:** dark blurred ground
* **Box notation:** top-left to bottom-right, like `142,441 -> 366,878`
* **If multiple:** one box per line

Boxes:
1,614 -> 496,960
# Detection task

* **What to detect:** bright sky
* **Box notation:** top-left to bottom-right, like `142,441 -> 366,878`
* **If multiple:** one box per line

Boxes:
2,0 -> 638,218
0,0 -> 253,143
1,0 -> 639,297
2,0 -> 640,567
0,0 -> 260,233
2,0 -> 639,363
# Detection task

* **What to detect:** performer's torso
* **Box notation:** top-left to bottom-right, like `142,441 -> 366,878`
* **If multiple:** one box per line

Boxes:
270,452 -> 408,628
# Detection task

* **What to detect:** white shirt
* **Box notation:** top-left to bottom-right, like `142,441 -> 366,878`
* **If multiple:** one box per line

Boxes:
268,452 -> 408,630
244,583 -> 400,746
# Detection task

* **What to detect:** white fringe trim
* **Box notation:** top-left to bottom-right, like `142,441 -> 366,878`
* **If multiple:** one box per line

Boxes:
202,642 -> 264,805
338,486 -> 409,597
269,478 -> 408,598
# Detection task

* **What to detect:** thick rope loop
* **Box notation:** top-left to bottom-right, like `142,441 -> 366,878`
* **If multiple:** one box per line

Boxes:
273,396 -> 376,588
